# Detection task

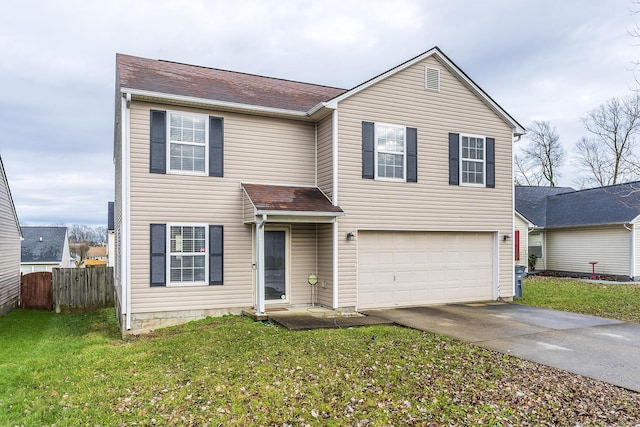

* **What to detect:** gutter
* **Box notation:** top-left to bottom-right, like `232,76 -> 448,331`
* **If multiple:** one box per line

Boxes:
122,88 -> 311,119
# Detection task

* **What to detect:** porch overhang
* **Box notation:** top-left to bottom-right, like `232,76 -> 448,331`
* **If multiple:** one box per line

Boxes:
241,183 -> 343,316
241,183 -> 344,224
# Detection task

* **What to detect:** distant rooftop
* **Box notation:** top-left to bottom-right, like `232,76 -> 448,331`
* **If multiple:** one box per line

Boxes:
515,182 -> 640,228
21,226 -> 67,264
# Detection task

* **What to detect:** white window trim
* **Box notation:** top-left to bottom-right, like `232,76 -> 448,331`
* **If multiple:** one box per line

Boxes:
166,223 -> 209,287
459,133 -> 486,187
374,122 -> 407,182
166,110 -> 209,176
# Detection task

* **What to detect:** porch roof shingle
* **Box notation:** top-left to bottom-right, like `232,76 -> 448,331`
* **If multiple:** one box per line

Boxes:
116,54 -> 347,112
242,184 -> 343,214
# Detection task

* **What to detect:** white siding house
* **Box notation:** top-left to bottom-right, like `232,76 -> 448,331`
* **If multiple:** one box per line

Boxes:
0,156 -> 21,315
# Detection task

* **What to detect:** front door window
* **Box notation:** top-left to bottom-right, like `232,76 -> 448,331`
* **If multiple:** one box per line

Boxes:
265,230 -> 286,300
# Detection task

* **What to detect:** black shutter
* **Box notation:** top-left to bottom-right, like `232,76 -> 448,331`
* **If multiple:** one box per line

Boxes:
209,225 -> 223,285
448,133 -> 459,185
209,116 -> 224,177
406,127 -> 417,182
362,121 -> 375,179
150,110 -> 166,174
486,137 -> 495,188
150,224 -> 166,287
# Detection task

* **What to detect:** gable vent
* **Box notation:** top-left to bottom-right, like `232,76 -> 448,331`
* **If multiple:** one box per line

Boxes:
425,67 -> 440,91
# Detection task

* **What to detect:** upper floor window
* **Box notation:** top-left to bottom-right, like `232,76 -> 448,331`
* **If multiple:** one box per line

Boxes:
169,112 -> 208,174
150,110 -> 224,177
460,134 -> 485,186
376,123 -> 406,180
448,132 -> 494,188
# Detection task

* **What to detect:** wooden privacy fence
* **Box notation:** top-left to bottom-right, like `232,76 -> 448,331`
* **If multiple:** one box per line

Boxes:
53,267 -> 114,312
20,272 -> 53,309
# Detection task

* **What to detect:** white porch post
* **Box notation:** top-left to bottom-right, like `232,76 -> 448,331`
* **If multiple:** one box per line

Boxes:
256,214 -> 267,315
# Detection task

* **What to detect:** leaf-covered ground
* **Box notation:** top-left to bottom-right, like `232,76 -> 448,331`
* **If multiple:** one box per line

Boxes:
1,309 -> 640,426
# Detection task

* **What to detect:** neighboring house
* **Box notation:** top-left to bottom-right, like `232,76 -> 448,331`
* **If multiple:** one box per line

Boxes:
87,245 -> 108,262
114,47 -> 525,334
86,245 -> 108,267
20,227 -> 72,274
0,156 -> 21,315
107,201 -> 115,267
515,183 -> 640,279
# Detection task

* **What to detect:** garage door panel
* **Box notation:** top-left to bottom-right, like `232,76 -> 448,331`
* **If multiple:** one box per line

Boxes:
358,231 -> 494,309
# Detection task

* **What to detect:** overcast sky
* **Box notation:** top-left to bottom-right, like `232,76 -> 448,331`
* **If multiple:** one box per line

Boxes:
0,0 -> 637,226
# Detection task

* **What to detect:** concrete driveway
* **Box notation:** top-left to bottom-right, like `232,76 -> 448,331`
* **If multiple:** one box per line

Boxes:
366,302 -> 640,392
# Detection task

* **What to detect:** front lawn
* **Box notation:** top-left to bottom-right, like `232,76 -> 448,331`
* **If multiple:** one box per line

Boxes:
1,309 -> 640,426
518,275 -> 640,323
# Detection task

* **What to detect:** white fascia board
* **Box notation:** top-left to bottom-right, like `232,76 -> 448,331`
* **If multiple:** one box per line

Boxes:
122,88 -> 310,119
515,210 -> 534,227
325,48 -> 525,136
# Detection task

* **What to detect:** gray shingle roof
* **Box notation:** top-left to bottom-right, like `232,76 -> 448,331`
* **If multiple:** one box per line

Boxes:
21,226 -> 67,263
515,186 -> 575,226
515,182 -> 640,228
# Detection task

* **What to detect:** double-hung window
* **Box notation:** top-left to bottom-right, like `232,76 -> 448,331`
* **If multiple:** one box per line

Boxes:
150,223 -> 224,287
169,112 -> 208,174
460,134 -> 485,186
169,224 -> 207,285
375,123 -> 406,180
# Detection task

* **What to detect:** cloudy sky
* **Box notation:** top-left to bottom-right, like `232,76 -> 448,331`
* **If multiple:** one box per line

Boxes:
0,0 -> 637,226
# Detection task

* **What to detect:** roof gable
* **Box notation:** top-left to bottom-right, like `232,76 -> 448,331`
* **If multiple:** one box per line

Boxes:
21,226 -> 68,263
325,46 -> 525,135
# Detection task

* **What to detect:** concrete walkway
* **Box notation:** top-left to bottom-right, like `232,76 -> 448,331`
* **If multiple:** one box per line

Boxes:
366,303 -> 640,392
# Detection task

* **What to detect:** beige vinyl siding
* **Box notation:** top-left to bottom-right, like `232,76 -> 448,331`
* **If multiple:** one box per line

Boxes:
315,223 -> 334,307
128,101 -> 316,314
514,214 -> 529,269
0,166 -> 20,315
242,191 -> 255,223
289,224 -> 317,305
546,226 -> 631,276
335,55 -> 515,306
114,92 -> 124,315
317,114 -> 333,200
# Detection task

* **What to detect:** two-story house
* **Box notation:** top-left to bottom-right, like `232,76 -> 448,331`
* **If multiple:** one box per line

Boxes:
114,47 -> 525,334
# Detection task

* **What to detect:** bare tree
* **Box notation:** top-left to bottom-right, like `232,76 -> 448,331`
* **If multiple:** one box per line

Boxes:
518,121 -> 565,187
513,154 -> 543,186
574,93 -> 640,186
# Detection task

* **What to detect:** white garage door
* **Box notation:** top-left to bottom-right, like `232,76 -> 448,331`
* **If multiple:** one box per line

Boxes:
357,231 -> 494,310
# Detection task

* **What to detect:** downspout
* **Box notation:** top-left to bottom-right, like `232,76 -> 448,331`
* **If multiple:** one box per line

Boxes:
256,214 -> 267,315
624,223 -> 635,279
122,92 -> 132,330
331,109 -> 339,309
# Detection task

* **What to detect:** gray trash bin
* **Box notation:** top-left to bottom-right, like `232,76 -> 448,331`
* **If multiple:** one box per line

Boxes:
514,265 -> 526,298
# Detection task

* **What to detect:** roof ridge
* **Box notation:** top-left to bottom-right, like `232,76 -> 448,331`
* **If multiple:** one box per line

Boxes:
155,58 -> 347,92
554,180 -> 640,196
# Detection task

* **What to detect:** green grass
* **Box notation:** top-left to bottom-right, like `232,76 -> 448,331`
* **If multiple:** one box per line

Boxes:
518,276 -> 640,323
1,308 -> 639,426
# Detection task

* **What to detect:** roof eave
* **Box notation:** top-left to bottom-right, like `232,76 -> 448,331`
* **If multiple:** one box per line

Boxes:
122,88 -> 314,121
